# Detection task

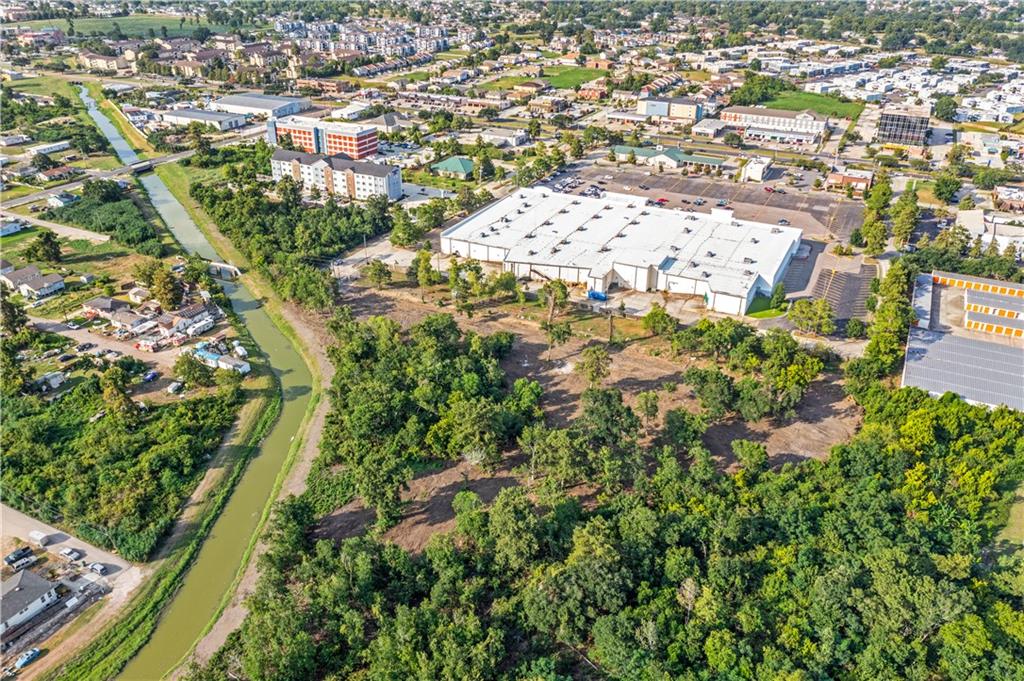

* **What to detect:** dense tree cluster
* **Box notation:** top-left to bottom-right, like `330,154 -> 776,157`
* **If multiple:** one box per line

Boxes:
672,320 -> 829,421
187,373 -> 1024,681
191,175 -> 393,311
0,88 -> 75,130
310,311 -> 542,524
43,180 -> 163,256
2,354 -> 240,561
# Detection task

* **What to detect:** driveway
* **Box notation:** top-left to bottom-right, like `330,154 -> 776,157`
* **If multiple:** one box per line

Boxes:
1,504 -> 133,584
30,317 -> 179,371
16,215 -> 111,244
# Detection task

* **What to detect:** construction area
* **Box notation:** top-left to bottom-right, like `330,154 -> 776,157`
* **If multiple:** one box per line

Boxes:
903,271 -> 1024,410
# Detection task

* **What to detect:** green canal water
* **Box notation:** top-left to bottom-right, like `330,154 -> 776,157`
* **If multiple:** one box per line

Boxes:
80,87 -> 314,680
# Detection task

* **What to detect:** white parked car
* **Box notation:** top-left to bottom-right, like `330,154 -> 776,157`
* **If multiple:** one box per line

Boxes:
88,562 -> 107,575
59,547 -> 83,561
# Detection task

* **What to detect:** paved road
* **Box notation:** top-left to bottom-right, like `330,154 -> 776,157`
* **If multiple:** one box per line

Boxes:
0,126 -> 265,210
1,504 -> 132,583
13,215 -> 111,243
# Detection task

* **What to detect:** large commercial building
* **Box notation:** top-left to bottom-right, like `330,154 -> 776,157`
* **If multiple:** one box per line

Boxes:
877,103 -> 931,146
267,116 -> 379,159
211,93 -> 310,118
270,149 -> 402,201
719,106 -> 828,144
440,187 -> 802,315
160,108 -> 247,131
636,96 -> 704,124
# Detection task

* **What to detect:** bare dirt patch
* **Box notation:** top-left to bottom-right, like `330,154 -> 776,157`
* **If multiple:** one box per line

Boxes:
310,285 -> 863,554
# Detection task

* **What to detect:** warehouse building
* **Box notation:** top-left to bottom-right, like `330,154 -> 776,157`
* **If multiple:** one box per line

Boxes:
160,108 -> 247,131
440,187 -> 802,315
211,93 -> 310,118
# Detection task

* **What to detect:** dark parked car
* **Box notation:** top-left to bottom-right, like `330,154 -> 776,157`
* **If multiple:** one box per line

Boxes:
4,546 -> 32,566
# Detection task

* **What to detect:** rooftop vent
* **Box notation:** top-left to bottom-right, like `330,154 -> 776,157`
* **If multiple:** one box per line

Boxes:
592,214 -> 602,219
690,261 -> 698,268
543,220 -> 553,225
702,271 -> 711,278
519,193 -> 526,199
577,226 -> 587,231
572,200 -> 580,205
641,211 -> 649,216
683,227 -> 692,234
743,257 -> 754,264
670,245 -> 680,252
743,269 -> 755,276
599,246 -> 611,252
616,232 -> 626,238
771,227 -> 781,233
528,249 -> 537,255
560,239 -> 570,245
516,209 -> 523,214
603,205 -> 613,210
550,247 -> 560,254
524,233 -> 536,238
559,208 -> 568,214
705,251 -> 715,257
750,237 -> 759,244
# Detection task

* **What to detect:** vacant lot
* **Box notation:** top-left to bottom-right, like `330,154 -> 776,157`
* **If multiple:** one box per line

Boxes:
543,66 -> 608,88
19,14 -> 256,37
765,91 -> 865,120
318,286 -> 863,552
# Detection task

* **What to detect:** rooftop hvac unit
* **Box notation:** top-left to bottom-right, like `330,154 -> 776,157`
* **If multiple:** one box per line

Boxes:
517,209 -> 523,214
690,261 -> 698,268
616,232 -> 626,238
750,237 -> 759,243
705,251 -> 715,257
684,227 -> 692,233
743,269 -> 754,276
577,226 -> 587,231
592,214 -> 602,219
599,246 -> 611,252
771,227 -> 781,233
559,208 -> 568,214
572,200 -> 581,205
543,220 -> 553,225
628,203 -> 636,208
519,193 -> 526,199
489,225 -> 497,232
702,271 -> 711,278
528,249 -> 537,255
560,239 -> 570,245
641,211 -> 649,216
743,257 -> 754,264
523,203 -> 530,208
524,233 -> 535,238
550,247 -> 560,254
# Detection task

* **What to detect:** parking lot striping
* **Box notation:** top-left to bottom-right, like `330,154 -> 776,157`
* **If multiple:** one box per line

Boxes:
821,268 -> 838,299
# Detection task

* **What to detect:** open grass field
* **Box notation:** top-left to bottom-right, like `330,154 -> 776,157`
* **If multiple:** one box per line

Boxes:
681,69 -> 711,82
542,65 -> 608,89
481,75 -> 531,91
15,14 -> 259,38
746,294 -> 787,318
765,91 -> 865,120
434,50 -> 470,60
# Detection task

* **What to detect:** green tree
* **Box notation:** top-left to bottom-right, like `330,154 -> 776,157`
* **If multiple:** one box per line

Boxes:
389,208 -> 426,247
25,230 -> 62,263
541,279 -> 569,324
541,320 -> 572,359
789,298 -> 836,335
174,352 -> 214,388
0,289 -> 27,335
933,174 -> 962,203
934,95 -> 957,122
364,260 -> 392,289
641,302 -> 676,336
576,345 -> 611,387
769,282 -> 786,308
861,216 -> 888,255
151,266 -> 183,308
723,131 -> 743,148
636,390 -> 659,429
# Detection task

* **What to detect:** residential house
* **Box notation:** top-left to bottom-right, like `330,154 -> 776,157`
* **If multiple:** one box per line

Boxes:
81,296 -> 130,319
47,192 -> 79,209
1,264 -> 40,290
1,569 -> 59,635
18,272 -> 64,299
36,165 -> 75,183
110,309 -> 147,331
1,219 -> 24,237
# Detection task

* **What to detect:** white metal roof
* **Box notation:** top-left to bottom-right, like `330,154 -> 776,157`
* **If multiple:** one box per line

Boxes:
442,187 -> 802,299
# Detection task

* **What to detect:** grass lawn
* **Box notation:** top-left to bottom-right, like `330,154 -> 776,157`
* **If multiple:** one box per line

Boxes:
998,483 -> 1024,545
765,91 -> 865,120
392,70 -> 431,82
746,295 -> 787,318
435,50 -> 470,60
0,184 -> 42,201
481,75 -> 531,91
959,121 -> 1006,133
69,154 -> 123,171
542,66 -> 608,89
18,14 -> 257,38
6,75 -> 79,100
408,169 -> 477,192
681,70 -> 711,82
908,179 -> 943,207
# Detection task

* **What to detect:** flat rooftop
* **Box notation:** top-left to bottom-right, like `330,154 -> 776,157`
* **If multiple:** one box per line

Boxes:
966,289 -> 1024,315
442,187 -> 802,299
903,327 -> 1024,411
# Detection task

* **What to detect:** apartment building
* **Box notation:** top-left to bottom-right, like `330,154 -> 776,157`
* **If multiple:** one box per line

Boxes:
267,116 -> 379,159
270,149 -> 402,201
719,106 -> 827,144
877,103 -> 931,146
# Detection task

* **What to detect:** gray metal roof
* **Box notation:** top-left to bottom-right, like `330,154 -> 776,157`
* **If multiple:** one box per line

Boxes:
902,327 -> 1024,410
965,289 -> 1024,315
1,570 -> 56,623
966,310 -> 1024,331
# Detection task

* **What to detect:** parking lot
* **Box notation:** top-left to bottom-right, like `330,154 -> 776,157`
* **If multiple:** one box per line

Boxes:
553,166 -> 863,240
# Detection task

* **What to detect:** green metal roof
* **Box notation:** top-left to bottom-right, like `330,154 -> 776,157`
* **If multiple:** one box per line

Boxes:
431,156 -> 475,174
613,145 -> 724,166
